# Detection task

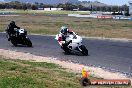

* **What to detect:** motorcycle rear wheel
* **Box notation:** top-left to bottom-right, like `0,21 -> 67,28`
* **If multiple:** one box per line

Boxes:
62,46 -> 71,53
11,39 -> 17,47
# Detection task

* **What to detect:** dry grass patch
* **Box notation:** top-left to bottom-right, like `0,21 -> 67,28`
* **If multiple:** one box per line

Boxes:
0,15 -> 132,38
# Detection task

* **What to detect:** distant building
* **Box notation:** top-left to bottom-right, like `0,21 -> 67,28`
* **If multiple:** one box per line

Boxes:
73,8 -> 79,11
38,8 -> 44,10
44,8 -> 63,11
129,1 -> 132,15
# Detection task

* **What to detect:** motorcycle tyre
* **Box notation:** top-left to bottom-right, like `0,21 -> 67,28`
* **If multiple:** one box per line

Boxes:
80,45 -> 88,56
25,38 -> 32,47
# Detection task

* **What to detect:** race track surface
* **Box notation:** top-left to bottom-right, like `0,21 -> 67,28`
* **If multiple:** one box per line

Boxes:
0,33 -> 132,77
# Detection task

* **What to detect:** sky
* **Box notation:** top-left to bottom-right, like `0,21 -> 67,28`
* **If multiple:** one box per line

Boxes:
79,0 -> 132,5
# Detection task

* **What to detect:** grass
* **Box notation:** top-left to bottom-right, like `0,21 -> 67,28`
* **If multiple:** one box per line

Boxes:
0,15 -> 132,39
0,9 -> 90,15
0,57 -> 81,88
0,56 -> 131,88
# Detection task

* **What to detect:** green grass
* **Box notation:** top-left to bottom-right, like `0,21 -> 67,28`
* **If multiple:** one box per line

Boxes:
0,56 -> 131,88
0,57 -> 82,88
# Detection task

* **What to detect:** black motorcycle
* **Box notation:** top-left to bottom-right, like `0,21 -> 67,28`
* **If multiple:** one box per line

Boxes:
6,28 -> 32,47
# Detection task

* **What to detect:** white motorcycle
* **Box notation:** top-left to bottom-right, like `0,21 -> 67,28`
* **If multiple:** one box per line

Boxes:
55,34 -> 88,56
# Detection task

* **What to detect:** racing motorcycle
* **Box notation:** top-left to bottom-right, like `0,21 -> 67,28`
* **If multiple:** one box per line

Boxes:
6,28 -> 32,47
55,33 -> 88,56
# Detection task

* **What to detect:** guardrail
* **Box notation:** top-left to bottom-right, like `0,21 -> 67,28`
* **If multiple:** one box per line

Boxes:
68,14 -> 132,20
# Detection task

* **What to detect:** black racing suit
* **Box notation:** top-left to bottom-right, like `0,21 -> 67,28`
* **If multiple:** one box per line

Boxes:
6,24 -> 20,40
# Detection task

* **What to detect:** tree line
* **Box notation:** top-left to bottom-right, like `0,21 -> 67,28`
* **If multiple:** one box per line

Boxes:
0,1 -> 129,13
0,1 -> 79,10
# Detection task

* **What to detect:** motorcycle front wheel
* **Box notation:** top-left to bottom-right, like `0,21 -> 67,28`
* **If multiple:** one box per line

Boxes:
80,45 -> 88,56
25,38 -> 32,47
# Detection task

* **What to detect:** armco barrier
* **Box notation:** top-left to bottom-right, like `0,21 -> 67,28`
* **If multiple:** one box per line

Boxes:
68,14 -> 97,18
68,14 -> 117,19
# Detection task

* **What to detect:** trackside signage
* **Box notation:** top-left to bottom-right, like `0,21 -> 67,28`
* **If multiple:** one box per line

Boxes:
80,68 -> 131,86
90,79 -> 130,85
97,16 -> 112,18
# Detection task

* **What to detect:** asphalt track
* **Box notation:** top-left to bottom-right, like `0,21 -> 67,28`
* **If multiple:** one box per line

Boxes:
0,33 -> 132,77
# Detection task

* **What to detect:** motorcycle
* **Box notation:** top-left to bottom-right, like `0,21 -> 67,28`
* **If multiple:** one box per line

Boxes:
6,28 -> 32,47
55,33 -> 88,56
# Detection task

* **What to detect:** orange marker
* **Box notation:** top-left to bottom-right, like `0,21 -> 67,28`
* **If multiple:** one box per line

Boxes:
82,67 -> 89,78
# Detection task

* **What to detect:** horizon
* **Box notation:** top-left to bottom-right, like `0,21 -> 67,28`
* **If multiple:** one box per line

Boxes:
0,0 -> 131,5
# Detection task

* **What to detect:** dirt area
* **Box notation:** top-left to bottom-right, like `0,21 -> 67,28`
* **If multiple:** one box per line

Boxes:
0,48 -> 131,84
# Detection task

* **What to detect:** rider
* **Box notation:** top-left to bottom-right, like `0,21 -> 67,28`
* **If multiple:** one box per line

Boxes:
6,21 -> 20,41
58,26 -> 76,47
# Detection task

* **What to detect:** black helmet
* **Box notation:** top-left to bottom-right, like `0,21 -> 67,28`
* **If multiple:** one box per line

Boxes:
10,21 -> 15,26
60,26 -> 68,35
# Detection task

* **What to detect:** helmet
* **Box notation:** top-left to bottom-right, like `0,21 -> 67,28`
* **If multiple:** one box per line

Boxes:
60,26 -> 68,35
10,21 -> 15,26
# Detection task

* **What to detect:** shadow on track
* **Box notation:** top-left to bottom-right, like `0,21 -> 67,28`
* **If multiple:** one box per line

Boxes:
63,51 -> 90,56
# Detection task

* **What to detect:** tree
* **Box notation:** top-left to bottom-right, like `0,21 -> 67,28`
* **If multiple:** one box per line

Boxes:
57,3 -> 64,8
0,4 -> 6,9
122,4 -> 130,16
112,6 -> 119,12
64,3 -> 77,10
35,2 -> 39,7
26,3 -> 32,9
22,4 -> 27,10
39,3 -> 44,8
101,6 -> 107,12
31,5 -> 38,10
107,6 -> 112,12
122,4 -> 129,11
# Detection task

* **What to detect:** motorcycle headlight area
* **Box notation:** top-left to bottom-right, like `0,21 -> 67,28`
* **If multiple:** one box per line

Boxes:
18,29 -> 25,35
